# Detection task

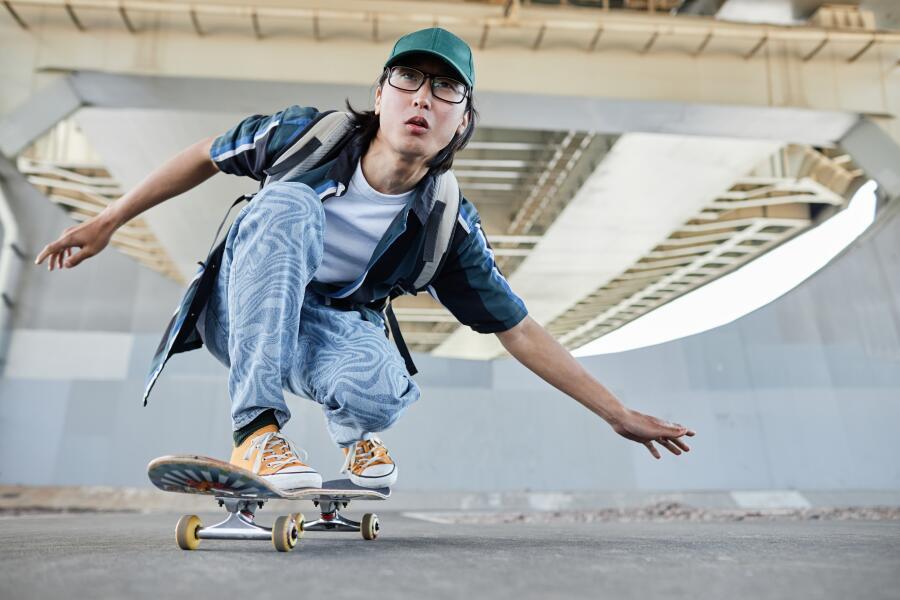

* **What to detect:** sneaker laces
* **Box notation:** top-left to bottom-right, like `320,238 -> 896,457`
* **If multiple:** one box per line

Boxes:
340,436 -> 392,475
243,431 -> 309,474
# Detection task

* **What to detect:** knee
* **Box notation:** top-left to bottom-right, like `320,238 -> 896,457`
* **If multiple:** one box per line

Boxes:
366,376 -> 420,431
327,370 -> 420,432
229,182 -> 325,253
249,181 -> 324,226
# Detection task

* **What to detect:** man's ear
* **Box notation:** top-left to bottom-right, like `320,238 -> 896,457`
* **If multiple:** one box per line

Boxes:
457,109 -> 470,135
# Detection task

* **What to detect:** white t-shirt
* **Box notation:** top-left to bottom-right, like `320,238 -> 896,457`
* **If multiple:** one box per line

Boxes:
312,160 -> 413,285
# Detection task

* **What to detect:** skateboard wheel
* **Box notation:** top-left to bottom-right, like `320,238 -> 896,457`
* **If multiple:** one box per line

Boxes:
290,512 -> 305,539
175,515 -> 202,551
361,513 -> 379,540
272,515 -> 299,552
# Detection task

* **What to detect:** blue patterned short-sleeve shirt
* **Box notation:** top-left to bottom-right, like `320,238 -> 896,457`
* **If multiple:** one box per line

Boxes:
210,105 -> 528,334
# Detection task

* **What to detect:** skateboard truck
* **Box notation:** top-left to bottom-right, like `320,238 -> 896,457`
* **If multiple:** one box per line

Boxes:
305,499 -> 378,535
199,497 -> 273,541
175,497 -> 301,551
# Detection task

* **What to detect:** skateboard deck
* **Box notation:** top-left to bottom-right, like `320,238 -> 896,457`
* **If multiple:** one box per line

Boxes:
148,454 -> 390,500
147,454 -> 389,552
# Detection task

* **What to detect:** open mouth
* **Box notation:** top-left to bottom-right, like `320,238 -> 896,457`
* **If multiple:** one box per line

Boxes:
405,116 -> 429,130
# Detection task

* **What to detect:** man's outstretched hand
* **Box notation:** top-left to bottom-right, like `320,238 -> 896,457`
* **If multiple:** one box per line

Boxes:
34,214 -> 116,271
494,317 -> 697,460
610,408 -> 696,459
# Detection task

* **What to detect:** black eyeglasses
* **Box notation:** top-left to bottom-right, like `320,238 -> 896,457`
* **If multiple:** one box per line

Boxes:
386,66 -> 469,104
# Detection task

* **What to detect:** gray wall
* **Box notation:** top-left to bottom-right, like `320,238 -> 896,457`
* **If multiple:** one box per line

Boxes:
0,155 -> 898,492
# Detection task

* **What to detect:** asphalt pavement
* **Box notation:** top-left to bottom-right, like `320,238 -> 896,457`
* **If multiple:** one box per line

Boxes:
1,510 -> 898,599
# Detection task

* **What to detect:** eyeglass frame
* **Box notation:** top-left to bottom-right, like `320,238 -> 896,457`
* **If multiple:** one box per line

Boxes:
384,66 -> 471,105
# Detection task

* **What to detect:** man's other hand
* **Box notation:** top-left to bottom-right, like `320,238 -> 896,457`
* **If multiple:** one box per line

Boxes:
610,409 -> 696,459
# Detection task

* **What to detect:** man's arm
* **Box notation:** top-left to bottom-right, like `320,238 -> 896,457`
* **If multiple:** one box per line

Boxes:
496,315 -> 695,459
35,136 -> 219,270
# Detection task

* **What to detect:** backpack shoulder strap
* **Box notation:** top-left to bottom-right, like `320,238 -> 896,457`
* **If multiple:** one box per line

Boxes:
411,170 -> 461,290
382,171 -> 461,378
263,111 -> 356,186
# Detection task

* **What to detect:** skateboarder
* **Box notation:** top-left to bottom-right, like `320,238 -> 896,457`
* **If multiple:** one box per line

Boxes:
34,27 -> 695,492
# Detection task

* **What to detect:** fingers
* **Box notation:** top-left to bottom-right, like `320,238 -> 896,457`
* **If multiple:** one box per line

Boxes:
643,432 -> 693,459
36,241 -> 70,268
657,437 -> 683,455
42,249 -> 73,271
36,239 -> 88,270
669,422 -> 697,438
35,243 -> 60,266
65,247 -> 92,268
671,437 -> 691,452
35,224 -> 83,266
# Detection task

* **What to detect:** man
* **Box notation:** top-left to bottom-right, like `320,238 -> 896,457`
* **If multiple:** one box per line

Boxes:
35,27 -> 695,491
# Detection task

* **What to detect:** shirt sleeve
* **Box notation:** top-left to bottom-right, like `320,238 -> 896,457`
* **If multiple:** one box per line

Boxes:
428,202 -> 529,334
209,105 -> 320,181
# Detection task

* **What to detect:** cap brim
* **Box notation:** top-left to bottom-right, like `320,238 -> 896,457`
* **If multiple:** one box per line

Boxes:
385,50 -> 472,88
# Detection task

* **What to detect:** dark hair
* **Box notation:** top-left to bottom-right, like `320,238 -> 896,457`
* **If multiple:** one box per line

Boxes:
344,68 -> 478,174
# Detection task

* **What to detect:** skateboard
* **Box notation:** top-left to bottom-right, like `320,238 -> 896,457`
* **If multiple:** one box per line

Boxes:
147,455 -> 390,552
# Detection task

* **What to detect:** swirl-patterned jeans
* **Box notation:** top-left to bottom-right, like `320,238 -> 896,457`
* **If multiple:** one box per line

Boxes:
196,181 -> 421,447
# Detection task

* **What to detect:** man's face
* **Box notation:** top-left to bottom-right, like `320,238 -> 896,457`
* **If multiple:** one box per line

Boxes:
374,54 -> 471,163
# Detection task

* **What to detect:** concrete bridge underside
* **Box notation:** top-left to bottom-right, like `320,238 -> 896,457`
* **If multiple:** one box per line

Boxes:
0,0 -> 898,491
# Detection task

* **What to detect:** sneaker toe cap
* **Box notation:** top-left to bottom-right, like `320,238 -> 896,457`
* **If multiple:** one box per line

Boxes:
362,464 -> 395,478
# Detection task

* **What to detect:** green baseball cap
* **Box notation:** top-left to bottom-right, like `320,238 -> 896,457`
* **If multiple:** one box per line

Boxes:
384,27 -> 475,88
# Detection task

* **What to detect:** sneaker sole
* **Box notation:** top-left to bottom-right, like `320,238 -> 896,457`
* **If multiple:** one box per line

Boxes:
349,466 -> 397,489
263,472 -> 323,491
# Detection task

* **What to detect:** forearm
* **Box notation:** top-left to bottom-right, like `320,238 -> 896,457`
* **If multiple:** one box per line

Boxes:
100,136 -> 219,229
496,316 -> 627,426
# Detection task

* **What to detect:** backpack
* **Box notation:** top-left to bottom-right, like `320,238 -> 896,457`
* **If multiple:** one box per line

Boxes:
142,111 -> 459,405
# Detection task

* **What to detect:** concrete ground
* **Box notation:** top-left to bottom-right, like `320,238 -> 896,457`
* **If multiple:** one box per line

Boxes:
1,510 -> 898,600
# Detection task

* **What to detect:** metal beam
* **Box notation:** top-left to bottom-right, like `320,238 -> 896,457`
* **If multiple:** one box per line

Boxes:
63,2 -> 85,31
6,0 -> 899,49
847,36 -> 876,64
118,5 -> 137,34
61,71 -> 859,147
2,0 -> 27,29
802,34 -> 828,62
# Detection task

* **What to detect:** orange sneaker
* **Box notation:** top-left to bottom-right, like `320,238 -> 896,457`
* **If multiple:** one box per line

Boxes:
230,424 -> 322,490
340,437 -> 397,488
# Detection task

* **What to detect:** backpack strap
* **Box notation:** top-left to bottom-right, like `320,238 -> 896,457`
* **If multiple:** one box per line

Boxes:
411,170 -> 461,290
262,111 -> 356,185
384,300 -> 417,376
379,171 -> 460,378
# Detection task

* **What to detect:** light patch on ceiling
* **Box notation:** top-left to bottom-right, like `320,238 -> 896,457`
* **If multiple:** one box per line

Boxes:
573,179 -> 879,356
